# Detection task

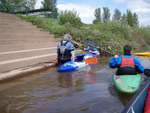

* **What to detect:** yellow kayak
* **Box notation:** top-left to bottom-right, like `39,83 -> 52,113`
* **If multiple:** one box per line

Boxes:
134,52 -> 150,57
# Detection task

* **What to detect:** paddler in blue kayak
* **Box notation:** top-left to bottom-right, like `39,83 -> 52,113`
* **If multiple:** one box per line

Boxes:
109,45 -> 144,75
57,33 -> 75,65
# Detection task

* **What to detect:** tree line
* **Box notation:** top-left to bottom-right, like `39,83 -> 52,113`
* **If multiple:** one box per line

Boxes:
0,0 -> 57,13
93,7 -> 139,27
0,0 -> 36,12
0,1 -> 139,27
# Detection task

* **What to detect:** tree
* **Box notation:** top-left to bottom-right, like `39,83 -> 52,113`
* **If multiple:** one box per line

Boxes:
93,8 -> 101,24
133,13 -> 139,27
102,7 -> 110,23
0,0 -> 14,12
121,10 -> 139,27
51,7 -> 58,18
41,0 -> 57,18
41,0 -> 56,10
113,9 -> 121,21
127,10 -> 134,27
121,14 -> 127,25
0,0 -> 36,12
25,0 -> 36,10
14,0 -> 36,11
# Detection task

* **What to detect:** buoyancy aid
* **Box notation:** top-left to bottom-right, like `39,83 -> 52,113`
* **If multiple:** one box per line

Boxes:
59,40 -> 69,54
120,56 -> 135,68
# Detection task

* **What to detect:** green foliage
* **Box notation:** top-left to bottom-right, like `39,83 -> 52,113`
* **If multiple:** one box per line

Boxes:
19,15 -> 150,54
50,7 -> 58,18
0,1 -> 14,12
41,0 -> 58,18
125,10 -> 139,27
102,7 -> 110,23
133,13 -> 139,27
127,10 -> 134,27
138,27 -> 150,45
120,10 -> 139,27
58,10 -> 82,27
19,15 -> 68,37
121,14 -> 127,25
41,0 -> 56,10
0,0 -> 36,12
93,8 -> 101,24
113,9 -> 121,21
25,0 -> 36,10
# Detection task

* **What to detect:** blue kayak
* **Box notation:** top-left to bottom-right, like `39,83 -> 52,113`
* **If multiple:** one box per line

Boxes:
57,53 -> 97,72
57,61 -> 87,72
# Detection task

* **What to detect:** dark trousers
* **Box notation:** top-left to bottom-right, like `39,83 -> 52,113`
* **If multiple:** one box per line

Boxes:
58,57 -> 71,65
57,49 -> 72,65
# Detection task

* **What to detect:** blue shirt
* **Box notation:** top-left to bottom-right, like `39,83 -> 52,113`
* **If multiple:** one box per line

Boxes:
58,40 -> 75,51
109,55 -> 144,73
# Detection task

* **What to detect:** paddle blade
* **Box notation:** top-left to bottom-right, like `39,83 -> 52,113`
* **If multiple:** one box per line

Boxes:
134,52 -> 150,57
144,69 -> 150,77
85,57 -> 98,64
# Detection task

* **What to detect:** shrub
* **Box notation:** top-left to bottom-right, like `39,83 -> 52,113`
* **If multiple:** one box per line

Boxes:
19,15 -> 150,54
138,27 -> 150,45
58,10 -> 82,28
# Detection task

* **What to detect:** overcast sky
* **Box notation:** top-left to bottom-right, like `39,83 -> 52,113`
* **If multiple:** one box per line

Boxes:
35,0 -> 150,26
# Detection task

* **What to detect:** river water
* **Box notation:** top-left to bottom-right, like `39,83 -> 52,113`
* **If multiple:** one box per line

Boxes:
0,57 -> 149,113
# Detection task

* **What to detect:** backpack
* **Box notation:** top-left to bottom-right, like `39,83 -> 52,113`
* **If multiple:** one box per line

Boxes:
59,40 -> 69,54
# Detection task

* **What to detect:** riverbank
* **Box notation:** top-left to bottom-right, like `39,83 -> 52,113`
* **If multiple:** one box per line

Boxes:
19,15 -> 150,55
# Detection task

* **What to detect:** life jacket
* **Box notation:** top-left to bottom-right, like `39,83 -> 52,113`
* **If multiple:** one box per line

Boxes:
59,40 -> 69,54
120,56 -> 135,68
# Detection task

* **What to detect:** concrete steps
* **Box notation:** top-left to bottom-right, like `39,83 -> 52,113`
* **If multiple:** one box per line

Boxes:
0,12 -> 57,73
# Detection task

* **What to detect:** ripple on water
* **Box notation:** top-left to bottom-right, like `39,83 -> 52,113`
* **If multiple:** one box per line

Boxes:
0,59 -> 126,113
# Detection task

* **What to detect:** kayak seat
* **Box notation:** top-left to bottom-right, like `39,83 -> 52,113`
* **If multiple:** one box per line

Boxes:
75,54 -> 85,62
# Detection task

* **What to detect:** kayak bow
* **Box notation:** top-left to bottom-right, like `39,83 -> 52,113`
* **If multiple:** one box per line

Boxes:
113,74 -> 141,94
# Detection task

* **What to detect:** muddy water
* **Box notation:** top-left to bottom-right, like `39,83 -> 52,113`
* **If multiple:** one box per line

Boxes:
0,57 -> 149,113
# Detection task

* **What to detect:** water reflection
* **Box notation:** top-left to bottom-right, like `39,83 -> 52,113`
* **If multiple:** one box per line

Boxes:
85,71 -> 97,84
0,57 -> 149,113
118,93 -> 134,105
0,57 -> 126,113
58,73 -> 73,88
57,65 -> 98,92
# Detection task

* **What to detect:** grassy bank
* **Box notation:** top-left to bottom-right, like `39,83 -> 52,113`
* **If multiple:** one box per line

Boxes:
18,15 -> 150,55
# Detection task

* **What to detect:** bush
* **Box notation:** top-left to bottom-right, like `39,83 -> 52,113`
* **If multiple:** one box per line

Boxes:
58,10 -> 82,28
19,15 -> 67,37
19,15 -> 150,54
138,27 -> 150,45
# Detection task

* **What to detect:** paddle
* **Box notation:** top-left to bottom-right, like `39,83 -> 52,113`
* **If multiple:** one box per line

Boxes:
134,52 -> 150,57
144,69 -> 150,77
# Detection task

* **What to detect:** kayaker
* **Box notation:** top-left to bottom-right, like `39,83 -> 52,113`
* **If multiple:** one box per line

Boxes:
109,45 -> 144,75
84,40 -> 100,56
57,33 -> 75,65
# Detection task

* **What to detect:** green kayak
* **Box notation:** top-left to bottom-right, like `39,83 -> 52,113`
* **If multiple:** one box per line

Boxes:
113,74 -> 141,94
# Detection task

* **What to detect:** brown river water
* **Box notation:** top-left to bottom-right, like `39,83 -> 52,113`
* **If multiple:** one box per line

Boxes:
0,57 -> 149,113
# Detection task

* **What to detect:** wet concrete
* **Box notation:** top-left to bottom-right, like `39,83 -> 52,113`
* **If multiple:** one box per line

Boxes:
0,57 -> 149,113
